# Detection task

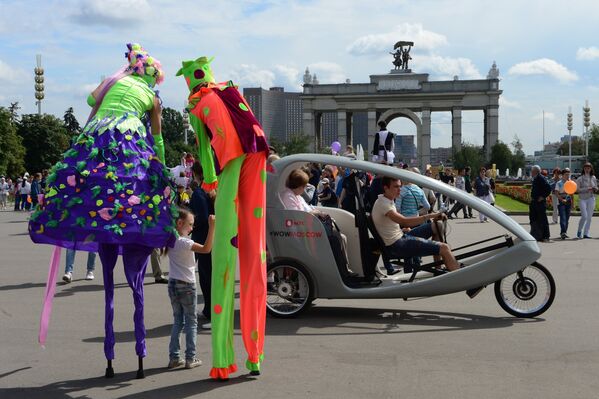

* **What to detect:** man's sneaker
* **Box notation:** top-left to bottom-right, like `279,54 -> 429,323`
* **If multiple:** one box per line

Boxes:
167,358 -> 184,369
185,357 -> 202,369
62,272 -> 72,284
466,286 -> 484,299
155,276 -> 168,284
85,271 -> 94,280
201,322 -> 211,330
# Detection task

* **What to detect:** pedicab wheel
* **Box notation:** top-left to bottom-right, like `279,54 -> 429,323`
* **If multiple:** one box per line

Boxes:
266,260 -> 314,318
494,262 -> 555,318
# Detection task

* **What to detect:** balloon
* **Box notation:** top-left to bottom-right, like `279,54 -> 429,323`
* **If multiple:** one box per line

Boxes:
331,141 -> 341,153
564,180 -> 577,195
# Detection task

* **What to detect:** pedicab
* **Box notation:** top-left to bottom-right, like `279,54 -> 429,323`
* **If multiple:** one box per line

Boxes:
265,154 -> 555,318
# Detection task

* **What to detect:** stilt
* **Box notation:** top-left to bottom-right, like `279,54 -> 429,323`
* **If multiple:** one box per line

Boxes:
136,356 -> 145,379
105,359 -> 114,378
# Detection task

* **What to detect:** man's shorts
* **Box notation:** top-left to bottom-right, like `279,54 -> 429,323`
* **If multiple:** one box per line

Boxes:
385,223 -> 440,259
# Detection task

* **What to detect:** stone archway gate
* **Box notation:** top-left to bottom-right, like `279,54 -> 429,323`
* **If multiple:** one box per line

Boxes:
301,71 -> 501,169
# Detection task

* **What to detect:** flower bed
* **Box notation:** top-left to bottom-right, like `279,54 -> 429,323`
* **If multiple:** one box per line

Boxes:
495,184 -> 532,204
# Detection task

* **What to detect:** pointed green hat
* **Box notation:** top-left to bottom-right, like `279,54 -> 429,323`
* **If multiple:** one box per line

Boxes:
176,56 -> 216,92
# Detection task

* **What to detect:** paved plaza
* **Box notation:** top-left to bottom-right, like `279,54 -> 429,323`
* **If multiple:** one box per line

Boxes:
1,209 -> 598,399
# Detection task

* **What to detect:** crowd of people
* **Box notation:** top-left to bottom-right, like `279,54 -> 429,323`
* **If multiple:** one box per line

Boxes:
0,171 -> 48,211
529,163 -> 597,242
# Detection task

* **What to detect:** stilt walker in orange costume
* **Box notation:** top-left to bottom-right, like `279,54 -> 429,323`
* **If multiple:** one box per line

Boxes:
177,57 -> 268,380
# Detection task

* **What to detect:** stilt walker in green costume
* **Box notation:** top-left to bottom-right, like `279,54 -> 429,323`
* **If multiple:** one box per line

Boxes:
177,57 -> 269,380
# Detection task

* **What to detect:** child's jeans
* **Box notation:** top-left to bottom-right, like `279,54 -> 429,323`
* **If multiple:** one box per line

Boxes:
168,279 -> 197,361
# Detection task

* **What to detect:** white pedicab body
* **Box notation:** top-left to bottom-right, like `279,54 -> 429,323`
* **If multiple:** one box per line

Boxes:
265,154 -> 555,318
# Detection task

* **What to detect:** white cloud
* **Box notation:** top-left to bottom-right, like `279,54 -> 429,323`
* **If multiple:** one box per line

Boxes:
576,47 -> 599,60
0,59 -> 28,83
532,111 -> 556,121
71,0 -> 150,25
347,23 -> 447,55
228,64 -> 276,89
415,55 -> 482,80
273,65 -> 301,89
508,58 -> 578,82
499,97 -> 521,109
308,62 -> 347,84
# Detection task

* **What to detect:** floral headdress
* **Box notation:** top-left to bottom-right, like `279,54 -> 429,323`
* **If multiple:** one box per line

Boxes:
126,43 -> 164,87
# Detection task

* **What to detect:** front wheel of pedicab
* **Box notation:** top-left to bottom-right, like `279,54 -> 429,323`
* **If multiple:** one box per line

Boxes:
266,260 -> 314,318
494,262 -> 556,318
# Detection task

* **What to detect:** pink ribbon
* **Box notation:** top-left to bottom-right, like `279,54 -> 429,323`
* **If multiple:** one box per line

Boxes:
38,246 -> 62,347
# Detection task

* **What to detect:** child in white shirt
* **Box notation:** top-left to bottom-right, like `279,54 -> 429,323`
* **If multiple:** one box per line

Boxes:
166,208 -> 215,370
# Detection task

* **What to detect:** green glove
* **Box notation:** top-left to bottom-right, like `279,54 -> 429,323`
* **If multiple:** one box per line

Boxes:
87,94 -> 96,107
152,134 -> 165,164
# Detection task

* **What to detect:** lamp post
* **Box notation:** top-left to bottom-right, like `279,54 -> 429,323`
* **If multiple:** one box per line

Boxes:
34,54 -> 44,115
567,107 -> 573,170
182,105 -> 190,145
583,100 -> 591,161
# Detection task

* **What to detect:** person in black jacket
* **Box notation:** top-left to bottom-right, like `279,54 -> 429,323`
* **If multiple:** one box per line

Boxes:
529,165 -> 552,242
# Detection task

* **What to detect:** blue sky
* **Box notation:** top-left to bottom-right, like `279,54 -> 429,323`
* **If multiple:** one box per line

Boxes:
1,0 -> 599,154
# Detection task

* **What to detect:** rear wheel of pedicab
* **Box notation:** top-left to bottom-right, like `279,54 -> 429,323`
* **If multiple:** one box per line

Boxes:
266,260 -> 314,318
494,262 -> 555,318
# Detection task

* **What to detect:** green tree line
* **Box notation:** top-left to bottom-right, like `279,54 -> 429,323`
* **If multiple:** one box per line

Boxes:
0,104 -> 197,178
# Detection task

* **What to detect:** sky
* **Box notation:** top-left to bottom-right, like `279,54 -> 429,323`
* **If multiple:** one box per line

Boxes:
1,0 -> 598,155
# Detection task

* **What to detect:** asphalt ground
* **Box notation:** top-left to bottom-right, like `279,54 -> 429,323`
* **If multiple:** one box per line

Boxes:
1,209 -> 598,399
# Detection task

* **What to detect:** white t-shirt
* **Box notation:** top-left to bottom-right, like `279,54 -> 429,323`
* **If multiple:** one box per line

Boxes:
372,194 -> 402,246
168,236 -> 197,284
20,181 -> 31,195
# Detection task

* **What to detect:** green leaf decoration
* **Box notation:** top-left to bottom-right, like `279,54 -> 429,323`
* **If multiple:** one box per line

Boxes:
46,220 -> 59,228
91,185 -> 102,198
73,217 -> 86,228
87,147 -> 99,160
136,139 -> 149,150
63,148 -> 79,159
76,161 -> 87,172
66,197 -> 84,208
139,158 -> 150,169
59,209 -> 70,222
123,149 -> 139,158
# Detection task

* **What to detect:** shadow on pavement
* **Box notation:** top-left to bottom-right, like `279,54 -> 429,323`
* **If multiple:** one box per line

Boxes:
82,324 -> 174,343
265,306 -> 543,336
0,367 -> 256,399
0,282 -> 47,291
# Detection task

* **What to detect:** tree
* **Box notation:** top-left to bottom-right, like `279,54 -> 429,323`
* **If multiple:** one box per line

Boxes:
17,114 -> 70,173
165,141 -> 196,168
8,102 -> 20,123
557,136 -> 585,156
162,107 -> 186,144
587,124 -> 599,173
490,141 -> 512,172
63,107 -> 81,138
269,133 -> 311,156
0,107 -> 26,177
453,143 -> 485,176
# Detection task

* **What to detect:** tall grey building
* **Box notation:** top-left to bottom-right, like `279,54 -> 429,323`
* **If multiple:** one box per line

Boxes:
394,135 -> 417,164
243,87 -> 303,142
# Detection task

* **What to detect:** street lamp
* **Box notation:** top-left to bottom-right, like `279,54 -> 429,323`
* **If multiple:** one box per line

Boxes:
583,100 -> 591,160
567,107 -> 573,170
34,54 -> 44,115
182,105 -> 190,145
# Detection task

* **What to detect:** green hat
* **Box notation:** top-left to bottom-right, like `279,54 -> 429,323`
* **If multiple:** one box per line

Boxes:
176,56 -> 216,92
